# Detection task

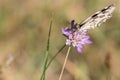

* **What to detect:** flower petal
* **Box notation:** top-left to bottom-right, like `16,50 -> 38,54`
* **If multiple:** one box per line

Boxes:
77,46 -> 83,53
84,40 -> 92,44
77,44 -> 84,48
83,36 -> 90,40
62,27 -> 71,36
66,39 -> 71,45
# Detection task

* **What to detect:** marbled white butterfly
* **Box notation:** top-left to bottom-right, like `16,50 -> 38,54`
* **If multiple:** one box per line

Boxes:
78,4 -> 115,31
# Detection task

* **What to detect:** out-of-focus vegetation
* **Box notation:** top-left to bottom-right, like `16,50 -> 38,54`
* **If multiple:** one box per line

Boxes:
0,0 -> 120,80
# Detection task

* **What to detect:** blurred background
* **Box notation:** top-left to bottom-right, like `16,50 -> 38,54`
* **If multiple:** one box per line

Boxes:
0,0 -> 120,80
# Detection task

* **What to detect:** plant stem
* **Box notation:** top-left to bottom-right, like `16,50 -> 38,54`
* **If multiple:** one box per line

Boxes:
40,51 -> 49,80
58,46 -> 71,80
40,15 -> 53,80
46,44 -> 66,69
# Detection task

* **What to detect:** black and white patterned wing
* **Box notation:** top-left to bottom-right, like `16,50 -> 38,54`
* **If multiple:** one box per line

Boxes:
78,4 -> 115,31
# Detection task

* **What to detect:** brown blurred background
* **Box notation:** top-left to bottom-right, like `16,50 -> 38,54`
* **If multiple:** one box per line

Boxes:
0,0 -> 120,80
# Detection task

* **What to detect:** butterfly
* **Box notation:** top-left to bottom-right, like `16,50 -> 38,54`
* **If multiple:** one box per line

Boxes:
78,4 -> 115,31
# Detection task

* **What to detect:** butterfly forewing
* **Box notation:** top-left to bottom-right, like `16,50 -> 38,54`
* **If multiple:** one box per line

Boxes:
78,4 -> 115,31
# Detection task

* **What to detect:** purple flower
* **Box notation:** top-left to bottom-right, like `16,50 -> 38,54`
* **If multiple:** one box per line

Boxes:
62,20 -> 92,53
62,20 -> 77,37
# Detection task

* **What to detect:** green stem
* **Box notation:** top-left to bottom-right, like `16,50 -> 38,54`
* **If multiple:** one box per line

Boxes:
46,44 -> 66,69
40,16 -> 53,80
40,51 -> 49,80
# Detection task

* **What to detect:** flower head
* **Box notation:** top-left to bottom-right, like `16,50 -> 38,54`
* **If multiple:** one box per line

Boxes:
62,20 -> 77,37
62,20 -> 92,53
